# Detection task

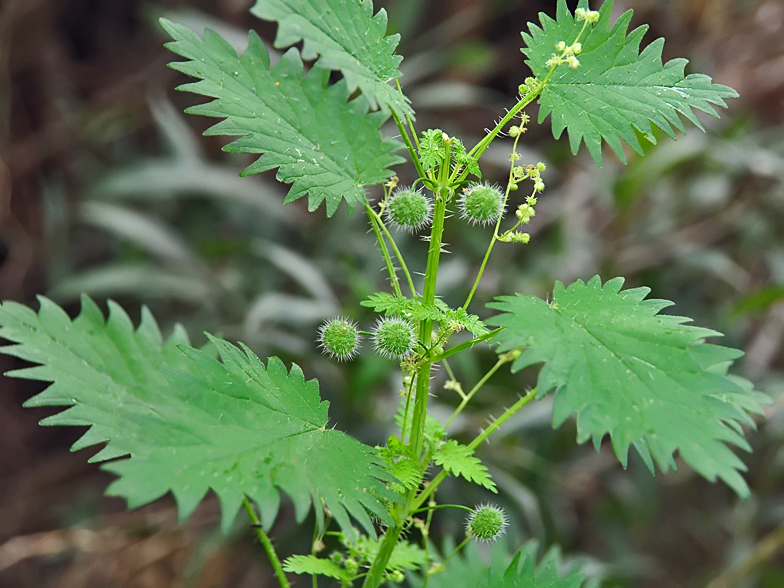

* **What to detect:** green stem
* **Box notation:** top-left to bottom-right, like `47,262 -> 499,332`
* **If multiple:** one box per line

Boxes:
468,387 -> 537,451
444,354 -> 511,429
361,524 -> 405,588
438,536 -> 471,572
370,205 -> 418,297
420,497 -> 435,588
413,504 -> 474,515
412,388 -> 537,511
465,30 -> 585,167
395,79 -> 420,151
463,129 -> 522,311
243,498 -> 291,588
365,204 -> 403,299
365,146 -> 458,588
391,110 -> 426,181
429,328 -> 501,363
400,372 -> 416,444
466,83 -> 541,162
410,146 -> 452,457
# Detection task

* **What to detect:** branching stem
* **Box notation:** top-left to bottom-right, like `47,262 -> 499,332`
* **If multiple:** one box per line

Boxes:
410,139 -> 453,458
365,203 -> 403,299
463,127 -> 523,310
392,109 -> 426,181
368,204 -> 418,297
445,354 -> 512,429
243,497 -> 291,588
429,328 -> 501,363
412,387 -> 537,512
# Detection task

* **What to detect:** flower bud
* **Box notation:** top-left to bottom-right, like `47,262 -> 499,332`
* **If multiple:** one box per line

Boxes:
318,318 -> 361,361
387,570 -> 405,583
373,318 -> 416,359
466,504 -> 508,543
386,188 -> 433,232
344,558 -> 359,576
459,183 -> 505,226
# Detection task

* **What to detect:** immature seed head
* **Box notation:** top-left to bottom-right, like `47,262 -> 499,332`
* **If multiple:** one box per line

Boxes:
318,318 -> 361,361
459,183 -> 504,226
466,504 -> 508,543
373,317 -> 416,359
386,188 -> 433,232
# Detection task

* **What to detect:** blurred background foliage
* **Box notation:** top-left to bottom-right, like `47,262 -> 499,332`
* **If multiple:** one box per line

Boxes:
1,0 -> 784,586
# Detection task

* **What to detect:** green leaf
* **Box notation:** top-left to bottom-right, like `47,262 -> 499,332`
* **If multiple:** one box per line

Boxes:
433,440 -> 496,492
443,307 -> 489,337
419,129 -> 447,171
452,140 -> 481,178
385,540 -> 428,572
251,0 -> 412,116
283,555 -> 353,582
377,443 -> 421,492
421,541 -> 585,588
0,296 -> 397,535
361,292 -> 412,314
361,293 -> 444,321
487,276 -> 764,497
160,18 -> 404,217
361,293 -> 487,336
521,0 -> 738,165
349,536 -> 427,571
417,130 -> 479,177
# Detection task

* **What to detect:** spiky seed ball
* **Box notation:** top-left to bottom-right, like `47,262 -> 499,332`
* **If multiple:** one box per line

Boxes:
466,504 -> 508,543
318,318 -> 361,361
373,317 -> 416,359
386,188 -> 432,232
459,183 -> 504,225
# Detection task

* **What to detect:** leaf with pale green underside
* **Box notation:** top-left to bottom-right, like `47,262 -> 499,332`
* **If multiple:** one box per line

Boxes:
349,537 -> 427,571
0,296 -> 397,535
420,541 -> 585,588
487,276 -> 765,497
376,445 -> 421,492
160,18 -> 404,217
362,292 -> 447,321
433,440 -> 496,492
283,536 -> 426,582
251,0 -> 412,116
522,0 -> 738,165
283,555 -> 353,582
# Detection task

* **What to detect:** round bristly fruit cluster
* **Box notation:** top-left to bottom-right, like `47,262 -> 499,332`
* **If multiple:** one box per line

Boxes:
318,318 -> 361,360
386,187 -> 433,232
466,504 -> 508,543
373,317 -> 416,359
459,183 -> 504,225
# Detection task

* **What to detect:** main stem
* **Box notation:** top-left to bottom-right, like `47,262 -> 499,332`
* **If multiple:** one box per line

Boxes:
362,144 -> 453,588
410,138 -> 452,457
243,498 -> 291,588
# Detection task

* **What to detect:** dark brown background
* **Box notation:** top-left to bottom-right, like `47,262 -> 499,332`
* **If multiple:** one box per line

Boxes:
2,1 -> 784,586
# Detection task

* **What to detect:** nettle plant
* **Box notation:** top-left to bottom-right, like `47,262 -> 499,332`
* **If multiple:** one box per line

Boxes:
0,1 -> 769,586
